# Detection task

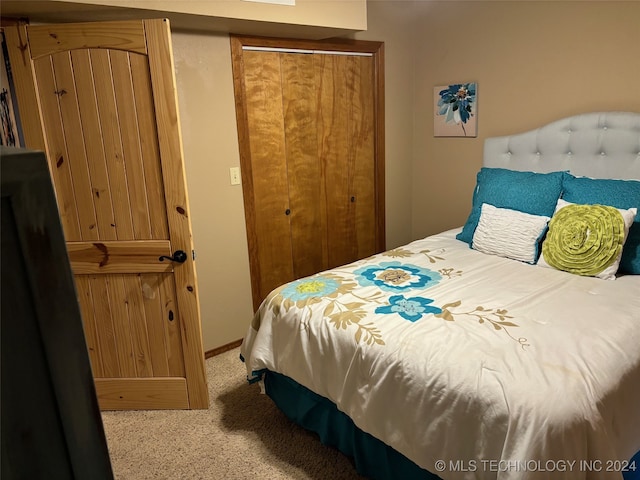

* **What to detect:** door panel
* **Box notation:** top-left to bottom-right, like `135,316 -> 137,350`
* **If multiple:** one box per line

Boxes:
71,49 -> 118,241
129,53 -> 170,240
50,51 -> 99,241
348,56 -> 376,261
32,55 -> 82,239
34,47 -> 168,242
281,53 -> 327,279
88,48 -> 136,240
14,19 -> 208,410
67,240 -> 172,274
110,50 -> 154,240
74,275 -> 105,377
95,378 -> 188,410
316,53 -> 376,269
316,54 -> 354,268
243,51 -> 294,302
232,36 -> 384,311
27,20 -> 148,58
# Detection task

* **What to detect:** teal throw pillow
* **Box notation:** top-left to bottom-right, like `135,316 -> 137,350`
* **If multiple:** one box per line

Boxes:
457,168 -> 566,245
562,175 -> 640,274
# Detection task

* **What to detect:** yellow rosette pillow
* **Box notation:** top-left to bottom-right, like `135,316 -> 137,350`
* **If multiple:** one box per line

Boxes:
538,199 -> 637,280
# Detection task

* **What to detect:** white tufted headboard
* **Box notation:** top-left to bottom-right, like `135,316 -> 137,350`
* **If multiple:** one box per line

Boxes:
483,112 -> 640,180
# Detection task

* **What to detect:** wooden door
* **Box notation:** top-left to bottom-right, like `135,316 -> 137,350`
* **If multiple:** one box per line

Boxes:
231,36 -> 385,311
281,53 -> 328,281
238,50 -> 327,306
315,53 -> 377,269
5,20 -> 208,410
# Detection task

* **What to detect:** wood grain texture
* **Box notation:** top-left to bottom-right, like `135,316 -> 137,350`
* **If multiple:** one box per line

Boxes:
243,50 -> 294,302
158,271 -> 185,377
89,276 -> 120,378
316,54 -> 377,267
144,18 -> 207,408
281,53 -> 327,279
130,53 -> 169,240
231,35 -> 385,311
51,51 -> 100,241
71,49 -> 118,241
21,19 -> 209,410
90,49 -> 136,240
1,23 -> 47,151
109,276 -> 137,377
28,20 -> 147,59
373,44 -> 386,254
33,55 -> 82,240
68,240 -> 171,274
110,49 -> 153,240
316,53 -> 354,269
74,275 -> 104,377
140,273 -> 171,377
125,275 -> 154,378
230,36 -> 263,312
348,56 -> 376,260
76,273 -> 184,381
95,377 -> 189,410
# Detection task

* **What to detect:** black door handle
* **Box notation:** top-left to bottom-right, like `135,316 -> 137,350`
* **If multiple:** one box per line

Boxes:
159,250 -> 188,263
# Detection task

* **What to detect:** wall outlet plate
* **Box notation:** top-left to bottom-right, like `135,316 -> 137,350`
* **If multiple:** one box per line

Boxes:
229,167 -> 241,186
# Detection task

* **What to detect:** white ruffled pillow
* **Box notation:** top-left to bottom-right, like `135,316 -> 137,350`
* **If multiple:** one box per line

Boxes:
472,203 -> 551,264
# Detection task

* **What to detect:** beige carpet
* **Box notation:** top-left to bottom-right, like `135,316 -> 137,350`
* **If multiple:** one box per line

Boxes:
101,347 -> 365,479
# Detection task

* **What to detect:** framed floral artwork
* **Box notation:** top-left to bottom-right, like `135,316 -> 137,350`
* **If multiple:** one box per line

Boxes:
434,82 -> 477,137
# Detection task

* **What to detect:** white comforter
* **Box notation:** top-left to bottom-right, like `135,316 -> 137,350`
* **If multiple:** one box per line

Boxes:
241,230 -> 640,479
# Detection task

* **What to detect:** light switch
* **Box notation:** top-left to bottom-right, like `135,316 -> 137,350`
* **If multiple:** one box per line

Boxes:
229,167 -> 241,186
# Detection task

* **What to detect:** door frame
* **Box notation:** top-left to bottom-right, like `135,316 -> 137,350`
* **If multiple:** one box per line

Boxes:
1,20 -> 48,152
230,35 -> 385,311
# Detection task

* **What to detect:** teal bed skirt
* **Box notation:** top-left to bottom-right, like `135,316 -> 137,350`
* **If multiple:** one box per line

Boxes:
263,370 -> 441,480
263,370 -> 640,480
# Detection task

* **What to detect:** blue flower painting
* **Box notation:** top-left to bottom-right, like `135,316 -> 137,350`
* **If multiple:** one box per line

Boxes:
434,82 -> 477,137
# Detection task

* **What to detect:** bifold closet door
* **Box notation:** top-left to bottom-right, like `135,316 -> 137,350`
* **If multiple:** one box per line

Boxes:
242,51 -> 326,304
232,36 -> 385,311
315,53 -> 376,269
280,54 -> 328,278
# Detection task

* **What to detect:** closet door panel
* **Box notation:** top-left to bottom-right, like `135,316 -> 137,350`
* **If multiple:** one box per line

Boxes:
231,36 -> 384,311
316,54 -> 355,269
243,51 -> 294,300
281,53 -> 327,278
349,56 -> 377,260
317,54 -> 376,269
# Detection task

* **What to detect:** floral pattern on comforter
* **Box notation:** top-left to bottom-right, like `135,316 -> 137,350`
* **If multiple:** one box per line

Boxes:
256,246 -> 528,349
242,229 -> 640,479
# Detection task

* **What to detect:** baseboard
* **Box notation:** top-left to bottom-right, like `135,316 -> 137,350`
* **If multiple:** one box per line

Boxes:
205,339 -> 243,359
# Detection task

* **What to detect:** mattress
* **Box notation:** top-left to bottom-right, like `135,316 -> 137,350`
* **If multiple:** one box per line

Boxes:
241,229 -> 640,479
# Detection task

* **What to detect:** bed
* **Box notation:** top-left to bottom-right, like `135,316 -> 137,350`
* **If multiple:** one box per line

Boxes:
240,112 -> 640,480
